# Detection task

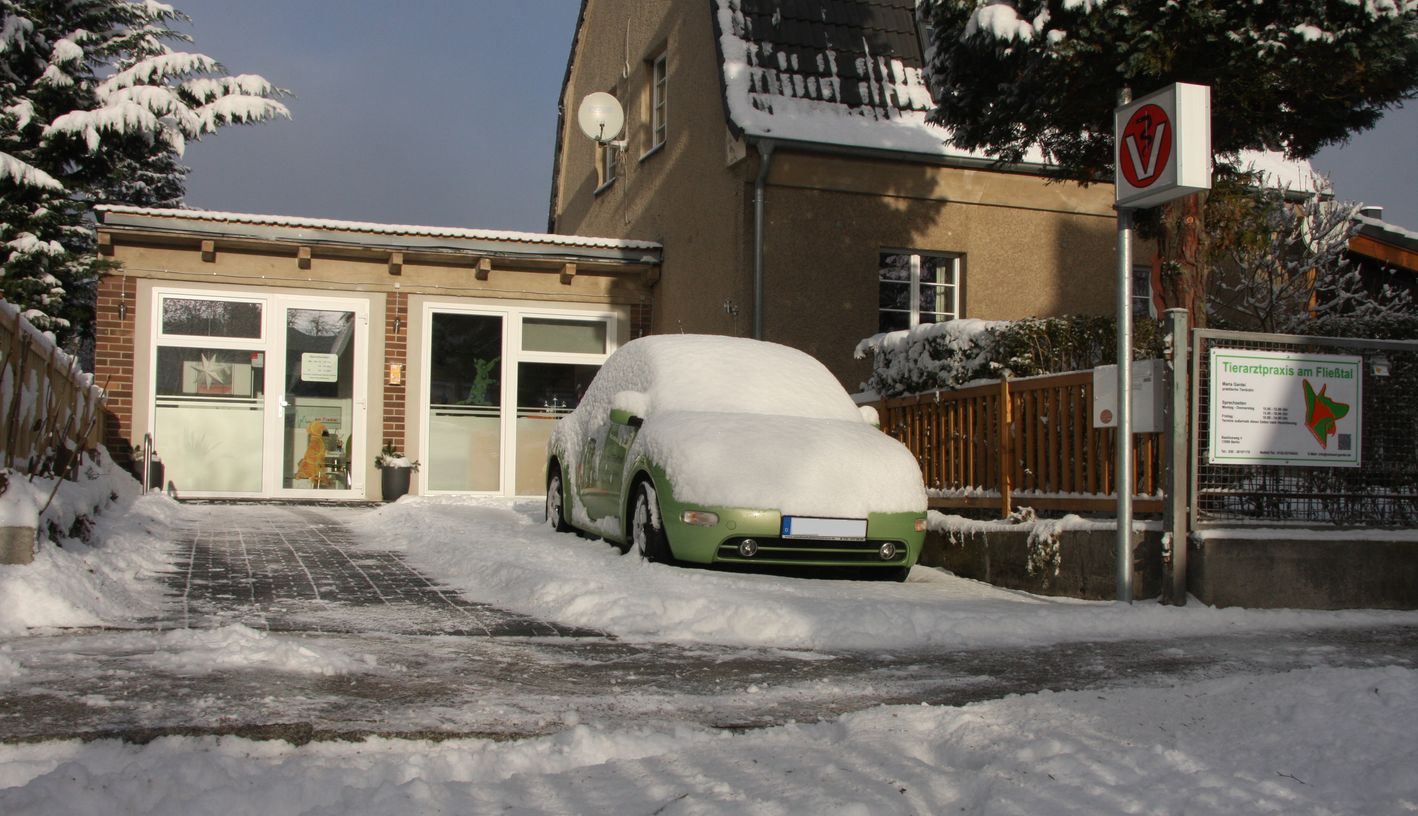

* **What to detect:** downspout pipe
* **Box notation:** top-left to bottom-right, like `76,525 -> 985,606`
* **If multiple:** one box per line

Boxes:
753,140 -> 775,340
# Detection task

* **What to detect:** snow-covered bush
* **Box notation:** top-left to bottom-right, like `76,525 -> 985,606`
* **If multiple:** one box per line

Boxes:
856,316 -> 1165,398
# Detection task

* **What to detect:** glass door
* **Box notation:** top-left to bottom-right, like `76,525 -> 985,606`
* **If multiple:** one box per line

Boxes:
274,299 -> 367,496
425,312 -> 505,492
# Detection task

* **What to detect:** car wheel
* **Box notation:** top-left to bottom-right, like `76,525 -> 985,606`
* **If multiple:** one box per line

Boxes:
630,481 -> 672,563
546,468 -> 573,533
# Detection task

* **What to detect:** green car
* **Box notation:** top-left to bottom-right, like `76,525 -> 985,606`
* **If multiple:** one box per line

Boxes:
545,335 -> 927,580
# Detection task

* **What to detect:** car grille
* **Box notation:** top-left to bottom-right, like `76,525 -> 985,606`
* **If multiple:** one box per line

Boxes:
715,537 -> 909,564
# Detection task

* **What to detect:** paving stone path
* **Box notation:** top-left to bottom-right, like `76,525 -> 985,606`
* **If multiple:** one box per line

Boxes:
159,504 -> 596,638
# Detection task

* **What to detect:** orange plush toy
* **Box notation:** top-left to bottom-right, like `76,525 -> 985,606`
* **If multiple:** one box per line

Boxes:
295,420 -> 329,488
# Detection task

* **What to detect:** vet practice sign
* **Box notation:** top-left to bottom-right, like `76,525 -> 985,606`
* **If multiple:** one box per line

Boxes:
1209,349 -> 1363,467
1115,83 -> 1212,208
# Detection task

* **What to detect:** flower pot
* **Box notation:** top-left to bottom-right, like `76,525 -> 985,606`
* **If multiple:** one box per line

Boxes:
380,466 -> 412,502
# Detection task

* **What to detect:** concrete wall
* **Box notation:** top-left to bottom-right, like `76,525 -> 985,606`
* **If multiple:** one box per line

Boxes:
925,526 -> 1162,602
1189,535 -> 1418,610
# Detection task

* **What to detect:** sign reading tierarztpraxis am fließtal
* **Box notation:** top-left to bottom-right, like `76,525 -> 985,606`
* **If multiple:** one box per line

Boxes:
1209,349 -> 1363,467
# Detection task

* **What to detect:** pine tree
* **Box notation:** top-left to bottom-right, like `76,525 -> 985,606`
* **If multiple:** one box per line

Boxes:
0,0 -> 288,345
918,0 -> 1418,326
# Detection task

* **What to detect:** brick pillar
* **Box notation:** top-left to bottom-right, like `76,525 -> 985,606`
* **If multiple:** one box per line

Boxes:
94,274 -> 136,468
382,290 -> 408,457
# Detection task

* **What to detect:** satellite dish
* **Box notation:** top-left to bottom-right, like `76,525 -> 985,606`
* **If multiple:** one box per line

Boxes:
577,92 -> 625,144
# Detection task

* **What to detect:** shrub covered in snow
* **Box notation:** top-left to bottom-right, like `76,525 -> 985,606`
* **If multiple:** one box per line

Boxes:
855,316 -> 1165,398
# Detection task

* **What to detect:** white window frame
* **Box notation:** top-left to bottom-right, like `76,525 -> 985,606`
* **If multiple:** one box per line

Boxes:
648,52 -> 668,154
148,286 -> 370,498
878,250 -> 961,331
418,303 -> 618,497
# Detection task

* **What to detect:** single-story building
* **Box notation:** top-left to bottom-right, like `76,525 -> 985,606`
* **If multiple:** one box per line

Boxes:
93,205 -> 660,501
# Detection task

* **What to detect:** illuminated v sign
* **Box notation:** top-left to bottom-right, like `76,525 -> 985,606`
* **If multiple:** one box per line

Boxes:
1125,121 -> 1166,179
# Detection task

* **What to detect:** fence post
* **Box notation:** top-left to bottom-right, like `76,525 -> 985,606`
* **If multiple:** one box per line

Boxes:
1163,309 -> 1190,605
999,375 -> 1012,518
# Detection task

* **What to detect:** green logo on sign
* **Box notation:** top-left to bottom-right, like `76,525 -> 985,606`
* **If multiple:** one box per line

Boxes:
1302,378 -> 1350,449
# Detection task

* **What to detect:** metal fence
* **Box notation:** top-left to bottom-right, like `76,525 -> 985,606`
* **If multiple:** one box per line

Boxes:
1190,328 -> 1418,527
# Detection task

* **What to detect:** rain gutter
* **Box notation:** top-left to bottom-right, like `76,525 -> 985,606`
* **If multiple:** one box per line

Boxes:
752,139 -> 775,340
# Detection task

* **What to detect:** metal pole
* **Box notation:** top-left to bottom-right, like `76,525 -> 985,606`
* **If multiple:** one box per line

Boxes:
1163,308 -> 1190,604
1115,206 -> 1134,603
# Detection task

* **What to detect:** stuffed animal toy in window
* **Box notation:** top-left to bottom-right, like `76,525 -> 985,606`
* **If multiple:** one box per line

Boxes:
295,420 -> 330,488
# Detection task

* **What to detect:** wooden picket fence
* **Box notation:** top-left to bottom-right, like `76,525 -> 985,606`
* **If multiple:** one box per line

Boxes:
877,370 -> 1164,516
0,302 -> 107,474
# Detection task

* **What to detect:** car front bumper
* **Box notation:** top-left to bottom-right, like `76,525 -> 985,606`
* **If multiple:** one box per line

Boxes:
660,501 -> 925,569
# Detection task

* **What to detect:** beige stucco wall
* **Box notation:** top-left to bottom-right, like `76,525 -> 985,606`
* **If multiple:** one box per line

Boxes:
554,0 -> 753,339
761,152 -> 1128,384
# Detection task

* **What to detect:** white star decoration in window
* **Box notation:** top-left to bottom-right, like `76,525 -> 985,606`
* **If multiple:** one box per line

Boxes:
194,353 -> 229,387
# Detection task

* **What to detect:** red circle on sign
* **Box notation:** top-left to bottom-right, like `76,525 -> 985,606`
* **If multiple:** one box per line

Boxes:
1120,103 -> 1173,189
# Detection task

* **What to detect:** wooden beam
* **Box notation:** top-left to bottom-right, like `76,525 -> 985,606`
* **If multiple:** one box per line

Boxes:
200,240 -> 215,263
560,262 -> 576,285
476,257 -> 492,281
297,246 -> 312,270
388,251 -> 403,276
97,233 -> 114,256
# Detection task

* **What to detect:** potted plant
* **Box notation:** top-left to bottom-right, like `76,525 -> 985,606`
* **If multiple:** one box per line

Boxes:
374,441 -> 420,502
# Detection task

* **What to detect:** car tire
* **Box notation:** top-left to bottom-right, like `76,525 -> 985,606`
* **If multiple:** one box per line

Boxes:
630,481 -> 672,563
546,467 -> 573,534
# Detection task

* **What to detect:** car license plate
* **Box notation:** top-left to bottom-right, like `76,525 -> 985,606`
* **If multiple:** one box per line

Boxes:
780,516 -> 867,541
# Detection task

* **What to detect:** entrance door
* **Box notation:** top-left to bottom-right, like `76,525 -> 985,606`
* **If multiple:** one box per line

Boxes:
424,311 -> 505,492
148,289 -> 368,498
273,299 -> 368,497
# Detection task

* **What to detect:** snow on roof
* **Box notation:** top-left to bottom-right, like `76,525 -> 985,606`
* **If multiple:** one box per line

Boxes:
95,205 -> 662,252
711,0 -> 1315,186
712,0 -> 1028,161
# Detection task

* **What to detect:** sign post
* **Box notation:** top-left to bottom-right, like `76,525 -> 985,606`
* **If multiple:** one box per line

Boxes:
1112,83 -> 1211,602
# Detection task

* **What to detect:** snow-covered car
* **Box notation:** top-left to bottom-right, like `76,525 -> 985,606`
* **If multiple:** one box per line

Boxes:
545,335 -> 928,580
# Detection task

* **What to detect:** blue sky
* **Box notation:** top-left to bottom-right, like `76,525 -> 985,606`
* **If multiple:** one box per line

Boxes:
175,1 -> 1418,232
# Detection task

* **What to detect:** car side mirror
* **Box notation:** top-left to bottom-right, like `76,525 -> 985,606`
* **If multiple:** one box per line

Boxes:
609,408 -> 643,428
859,405 -> 881,429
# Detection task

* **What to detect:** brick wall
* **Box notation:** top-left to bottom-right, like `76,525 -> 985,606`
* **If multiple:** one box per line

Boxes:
94,274 -> 137,467
382,289 -> 408,456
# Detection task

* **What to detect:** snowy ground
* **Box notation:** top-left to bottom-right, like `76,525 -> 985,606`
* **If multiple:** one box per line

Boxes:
1,490 -> 1417,814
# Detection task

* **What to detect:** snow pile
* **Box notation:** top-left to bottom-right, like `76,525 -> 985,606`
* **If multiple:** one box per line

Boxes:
552,335 -> 925,523
365,497 -> 1418,651
1,665 -> 1413,814
141,626 -> 372,677
0,459 -> 175,636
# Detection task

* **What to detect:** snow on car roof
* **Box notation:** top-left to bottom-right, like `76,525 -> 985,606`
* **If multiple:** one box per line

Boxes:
616,335 -> 864,422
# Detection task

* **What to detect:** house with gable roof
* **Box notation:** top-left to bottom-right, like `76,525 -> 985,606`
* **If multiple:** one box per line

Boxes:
550,0 -> 1138,388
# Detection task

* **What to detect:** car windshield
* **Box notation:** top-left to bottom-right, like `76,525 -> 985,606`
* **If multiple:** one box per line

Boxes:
635,335 -> 863,422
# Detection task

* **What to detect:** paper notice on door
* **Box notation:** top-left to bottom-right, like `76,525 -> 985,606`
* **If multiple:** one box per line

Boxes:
300,352 -> 339,383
